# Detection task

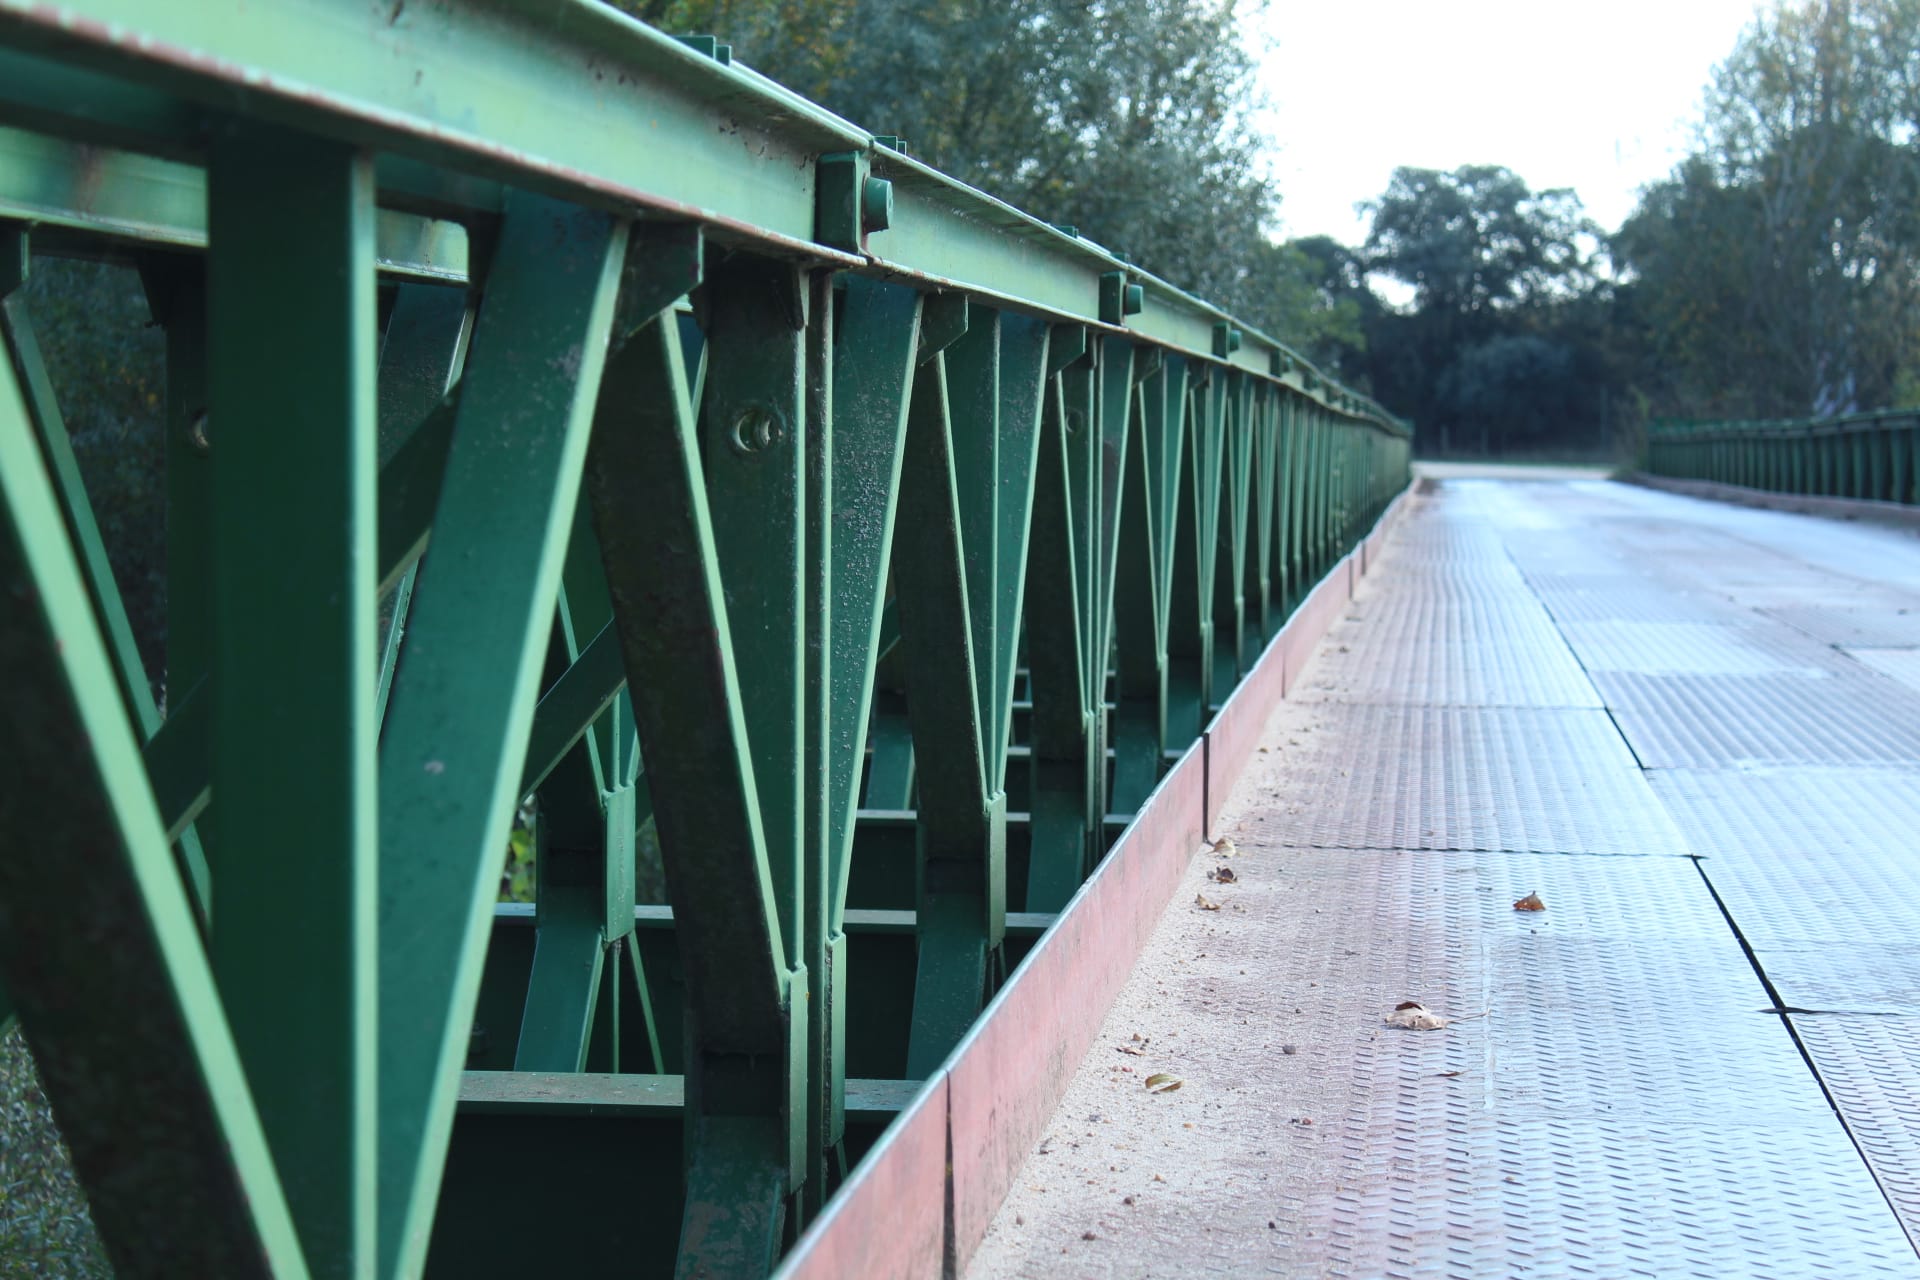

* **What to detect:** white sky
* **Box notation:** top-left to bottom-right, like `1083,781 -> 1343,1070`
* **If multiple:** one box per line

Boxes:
1254,0 -> 1765,245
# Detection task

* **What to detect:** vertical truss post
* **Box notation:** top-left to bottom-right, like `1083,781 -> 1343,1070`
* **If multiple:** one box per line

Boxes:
1251,382 -> 1278,642
375,193 -> 627,1280
809,277 -> 922,1210
695,256 -> 813,1250
898,303 -> 1002,1078
1187,366 -> 1227,714
1025,335 -> 1090,913
1153,360 -> 1201,742
205,124 -> 378,1277
587,300 -> 796,1280
1111,361 -> 1161,814
1213,370 -> 1250,691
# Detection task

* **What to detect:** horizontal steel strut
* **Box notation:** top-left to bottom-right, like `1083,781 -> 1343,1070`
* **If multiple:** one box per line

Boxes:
0,4 -> 1412,1278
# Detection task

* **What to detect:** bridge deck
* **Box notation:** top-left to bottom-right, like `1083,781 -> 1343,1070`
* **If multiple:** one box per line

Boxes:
967,474 -> 1920,1278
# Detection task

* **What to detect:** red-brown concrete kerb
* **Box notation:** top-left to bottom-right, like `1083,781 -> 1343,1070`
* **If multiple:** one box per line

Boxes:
947,746 -> 1205,1265
775,480 -> 1412,1280
1211,485 -> 1413,838
774,1076 -> 948,1280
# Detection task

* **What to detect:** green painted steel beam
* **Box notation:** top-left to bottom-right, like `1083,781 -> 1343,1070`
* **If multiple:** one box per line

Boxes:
205,123 -> 380,1278
0,0 -> 1405,433
374,192 -> 627,1279
0,298 -> 311,1280
0,125 -> 469,279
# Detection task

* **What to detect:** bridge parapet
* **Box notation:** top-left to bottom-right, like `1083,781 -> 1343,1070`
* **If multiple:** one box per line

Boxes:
1646,410 -> 1920,504
0,3 -> 1410,1276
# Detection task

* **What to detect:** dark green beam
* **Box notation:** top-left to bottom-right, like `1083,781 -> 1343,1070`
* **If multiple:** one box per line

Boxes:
205,125 -> 378,1278
375,192 -> 626,1280
0,291 -> 309,1280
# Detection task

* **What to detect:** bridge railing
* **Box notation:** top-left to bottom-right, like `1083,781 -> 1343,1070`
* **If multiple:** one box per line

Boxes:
1645,411 -> 1920,503
0,2 -> 1410,1277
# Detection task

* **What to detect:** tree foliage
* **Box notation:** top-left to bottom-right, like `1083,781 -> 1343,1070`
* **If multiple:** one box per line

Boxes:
607,0 -> 1364,354
1619,0 -> 1920,417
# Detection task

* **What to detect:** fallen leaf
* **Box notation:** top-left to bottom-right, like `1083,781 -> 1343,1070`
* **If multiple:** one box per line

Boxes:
1195,894 -> 1220,911
1384,1002 -> 1451,1030
1116,1045 -> 1145,1056
1144,1073 -> 1183,1093
1081,1231 -> 1097,1240
1210,837 -> 1240,857
1209,865 -> 1238,884
1393,1000 -> 1423,1011
1435,1070 -> 1462,1078
1513,891 -> 1546,912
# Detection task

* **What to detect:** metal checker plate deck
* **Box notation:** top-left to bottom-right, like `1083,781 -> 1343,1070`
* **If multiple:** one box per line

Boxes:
1522,572 -> 1761,625
1295,588 -> 1600,709
1595,670 -> 1920,767
1646,766 -> 1920,864
1556,618 -> 1845,676
1850,647 -> 1920,694
1792,1015 -> 1920,1248
967,476 -> 1920,1280
1228,840 -> 1917,1278
1766,606 -> 1920,648
1256,702 -> 1693,855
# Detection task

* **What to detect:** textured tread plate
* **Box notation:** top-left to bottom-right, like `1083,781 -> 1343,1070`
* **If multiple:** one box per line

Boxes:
1767,605 -> 1920,648
1850,647 -> 1920,694
1792,1015 -> 1920,1249
1755,944 -> 1920,1015
1206,845 -> 1919,1279
1255,704 -> 1692,855
1596,671 -> 1920,767
1559,619 -> 1837,676
1648,767 -> 1920,861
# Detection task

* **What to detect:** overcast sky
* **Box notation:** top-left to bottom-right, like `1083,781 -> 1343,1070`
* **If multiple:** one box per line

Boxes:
1255,0 -> 1765,246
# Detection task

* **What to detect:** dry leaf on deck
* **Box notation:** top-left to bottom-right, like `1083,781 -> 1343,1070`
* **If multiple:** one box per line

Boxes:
1209,865 -> 1238,884
1195,894 -> 1220,911
1210,837 -> 1240,857
1384,1002 -> 1450,1030
1144,1073 -> 1183,1093
1513,892 -> 1546,912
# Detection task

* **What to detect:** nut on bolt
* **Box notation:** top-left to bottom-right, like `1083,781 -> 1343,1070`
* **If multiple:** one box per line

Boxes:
861,175 -> 893,234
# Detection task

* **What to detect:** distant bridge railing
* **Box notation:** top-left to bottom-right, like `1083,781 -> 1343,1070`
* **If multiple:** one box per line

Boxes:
1645,411 -> 1920,503
0,2 -> 1410,1277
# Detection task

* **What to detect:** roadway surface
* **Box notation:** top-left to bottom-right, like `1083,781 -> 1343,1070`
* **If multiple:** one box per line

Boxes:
967,472 -> 1920,1278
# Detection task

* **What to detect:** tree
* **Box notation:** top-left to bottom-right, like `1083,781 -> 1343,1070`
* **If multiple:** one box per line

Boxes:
1353,165 -> 1602,453
1620,0 -> 1920,417
605,0 -> 1293,331
1363,165 -> 1596,322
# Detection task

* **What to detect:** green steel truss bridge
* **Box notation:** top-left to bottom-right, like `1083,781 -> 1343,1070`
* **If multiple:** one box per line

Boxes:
0,3 -> 1410,1277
